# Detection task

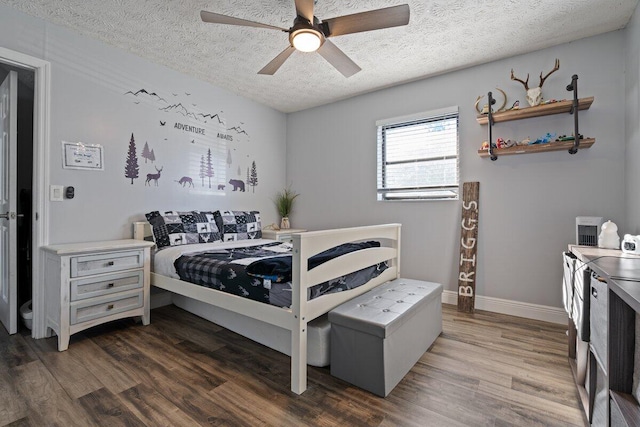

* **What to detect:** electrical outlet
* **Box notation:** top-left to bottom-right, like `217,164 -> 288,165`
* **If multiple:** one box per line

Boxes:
50,185 -> 63,202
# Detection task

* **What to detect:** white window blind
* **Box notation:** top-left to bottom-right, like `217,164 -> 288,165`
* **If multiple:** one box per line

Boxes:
376,107 -> 459,201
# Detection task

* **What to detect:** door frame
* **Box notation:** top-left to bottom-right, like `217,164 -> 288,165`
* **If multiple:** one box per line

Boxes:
0,47 -> 50,339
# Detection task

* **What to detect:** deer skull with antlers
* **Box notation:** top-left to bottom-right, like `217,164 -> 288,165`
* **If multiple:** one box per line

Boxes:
510,59 -> 560,107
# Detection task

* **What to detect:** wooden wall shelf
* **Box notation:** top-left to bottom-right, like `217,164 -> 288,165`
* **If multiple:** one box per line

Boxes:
477,138 -> 595,158
476,96 -> 594,125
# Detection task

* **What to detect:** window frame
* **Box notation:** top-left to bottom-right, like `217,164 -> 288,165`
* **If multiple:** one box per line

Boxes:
376,106 -> 459,201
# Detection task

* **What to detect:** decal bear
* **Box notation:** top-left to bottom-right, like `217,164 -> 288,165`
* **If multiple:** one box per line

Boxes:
229,179 -> 245,192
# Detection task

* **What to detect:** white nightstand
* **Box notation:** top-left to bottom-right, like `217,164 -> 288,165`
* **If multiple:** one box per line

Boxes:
262,228 -> 307,243
42,239 -> 154,351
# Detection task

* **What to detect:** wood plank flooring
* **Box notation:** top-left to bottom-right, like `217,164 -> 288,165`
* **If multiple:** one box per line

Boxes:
0,304 -> 587,426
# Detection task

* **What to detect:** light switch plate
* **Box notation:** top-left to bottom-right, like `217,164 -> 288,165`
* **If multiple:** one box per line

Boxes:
50,185 -> 63,202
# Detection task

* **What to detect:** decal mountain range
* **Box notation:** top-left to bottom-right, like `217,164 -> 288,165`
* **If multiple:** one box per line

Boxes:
124,88 -> 249,136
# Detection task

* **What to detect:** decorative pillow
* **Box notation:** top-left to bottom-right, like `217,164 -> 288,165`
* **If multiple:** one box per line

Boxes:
213,210 -> 262,241
145,210 -> 222,249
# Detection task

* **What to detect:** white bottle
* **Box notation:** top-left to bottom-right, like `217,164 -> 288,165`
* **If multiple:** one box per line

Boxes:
598,220 -> 620,249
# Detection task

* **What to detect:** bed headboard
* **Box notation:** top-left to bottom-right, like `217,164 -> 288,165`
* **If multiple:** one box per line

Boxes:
133,221 -> 153,241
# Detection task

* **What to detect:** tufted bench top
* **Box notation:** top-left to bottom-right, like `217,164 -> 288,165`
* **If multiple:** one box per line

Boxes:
328,278 -> 443,338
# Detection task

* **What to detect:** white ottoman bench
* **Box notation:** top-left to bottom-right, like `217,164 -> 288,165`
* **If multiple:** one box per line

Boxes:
328,278 -> 443,397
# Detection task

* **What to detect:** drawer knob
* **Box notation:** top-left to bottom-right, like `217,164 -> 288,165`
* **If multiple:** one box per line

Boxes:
107,283 -> 114,288
107,304 -> 114,310
107,261 -> 115,266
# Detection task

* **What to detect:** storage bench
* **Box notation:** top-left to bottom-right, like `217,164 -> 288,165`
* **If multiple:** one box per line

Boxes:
328,278 -> 443,396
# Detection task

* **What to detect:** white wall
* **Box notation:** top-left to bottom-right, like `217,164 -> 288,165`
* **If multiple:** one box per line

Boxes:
287,32 -> 626,308
626,3 -> 640,232
0,5 -> 287,244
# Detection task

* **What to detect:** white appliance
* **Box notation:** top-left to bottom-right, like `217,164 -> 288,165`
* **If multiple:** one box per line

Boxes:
576,216 -> 603,246
622,234 -> 640,254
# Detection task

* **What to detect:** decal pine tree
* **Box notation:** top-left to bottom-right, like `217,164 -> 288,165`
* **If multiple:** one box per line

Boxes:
124,133 -> 139,184
199,154 -> 206,187
141,142 -> 151,163
227,149 -> 232,168
248,161 -> 258,193
149,148 -> 156,163
205,148 -> 214,188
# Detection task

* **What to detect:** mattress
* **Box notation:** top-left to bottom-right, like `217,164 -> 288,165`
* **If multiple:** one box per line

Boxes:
154,239 -> 387,308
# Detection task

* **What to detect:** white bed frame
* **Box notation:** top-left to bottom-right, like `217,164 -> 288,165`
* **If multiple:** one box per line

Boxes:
133,222 -> 401,394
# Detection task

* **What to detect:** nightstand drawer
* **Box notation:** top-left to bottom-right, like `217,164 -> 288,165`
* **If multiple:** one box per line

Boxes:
71,250 -> 144,277
70,270 -> 144,301
70,290 -> 143,325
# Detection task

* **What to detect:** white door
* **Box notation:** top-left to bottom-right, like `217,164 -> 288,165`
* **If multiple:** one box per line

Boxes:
0,70 -> 17,334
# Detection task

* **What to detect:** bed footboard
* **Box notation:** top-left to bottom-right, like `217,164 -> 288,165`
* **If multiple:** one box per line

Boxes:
289,223 -> 401,394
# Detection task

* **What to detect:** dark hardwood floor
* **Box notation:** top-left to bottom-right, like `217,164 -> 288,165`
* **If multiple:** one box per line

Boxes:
0,304 -> 586,426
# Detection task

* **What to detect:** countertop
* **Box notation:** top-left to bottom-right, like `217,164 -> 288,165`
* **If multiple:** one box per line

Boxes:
568,245 -> 640,281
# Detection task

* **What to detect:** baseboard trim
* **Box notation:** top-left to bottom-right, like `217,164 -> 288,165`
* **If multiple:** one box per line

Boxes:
441,290 -> 568,324
150,287 -> 566,324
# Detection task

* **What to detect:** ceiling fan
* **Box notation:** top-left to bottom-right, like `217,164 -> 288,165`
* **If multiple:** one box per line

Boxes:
200,1 -> 410,77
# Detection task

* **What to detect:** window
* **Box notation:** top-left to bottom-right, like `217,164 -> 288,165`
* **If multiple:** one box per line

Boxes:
376,107 -> 459,201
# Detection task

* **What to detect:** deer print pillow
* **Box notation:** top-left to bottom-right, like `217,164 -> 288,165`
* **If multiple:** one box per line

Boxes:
213,210 -> 262,241
145,210 -> 222,249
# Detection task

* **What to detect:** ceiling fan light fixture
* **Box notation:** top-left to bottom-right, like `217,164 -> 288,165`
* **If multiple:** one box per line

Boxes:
291,29 -> 322,52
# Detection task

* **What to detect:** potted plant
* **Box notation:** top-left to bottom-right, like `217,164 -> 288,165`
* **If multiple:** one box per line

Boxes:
274,186 -> 299,229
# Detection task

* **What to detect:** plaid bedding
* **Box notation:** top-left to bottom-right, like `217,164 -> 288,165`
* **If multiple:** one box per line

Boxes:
173,241 -> 388,307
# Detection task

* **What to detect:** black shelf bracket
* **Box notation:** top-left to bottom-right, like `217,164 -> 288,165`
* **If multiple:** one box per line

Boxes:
487,91 -> 497,161
566,74 -> 580,154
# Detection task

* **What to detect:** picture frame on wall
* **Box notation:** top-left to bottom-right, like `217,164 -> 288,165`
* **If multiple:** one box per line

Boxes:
61,141 -> 104,171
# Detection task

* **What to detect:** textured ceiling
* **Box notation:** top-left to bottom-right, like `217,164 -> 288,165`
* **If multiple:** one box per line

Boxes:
1,0 -> 638,112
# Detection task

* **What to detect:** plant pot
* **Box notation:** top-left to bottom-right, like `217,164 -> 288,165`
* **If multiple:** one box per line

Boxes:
280,217 -> 290,229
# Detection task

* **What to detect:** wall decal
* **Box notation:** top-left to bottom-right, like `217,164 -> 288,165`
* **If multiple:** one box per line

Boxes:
199,155 -> 206,187
229,179 -> 245,192
228,126 -> 248,136
145,166 -> 164,186
124,87 -> 247,136
248,161 -> 258,193
124,88 -> 167,103
203,148 -> 214,188
121,86 -> 261,196
175,176 -> 194,187
141,142 -> 152,163
174,122 -> 205,135
124,133 -> 139,184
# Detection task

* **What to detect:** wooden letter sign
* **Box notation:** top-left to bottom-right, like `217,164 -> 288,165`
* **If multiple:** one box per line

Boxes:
457,182 -> 480,313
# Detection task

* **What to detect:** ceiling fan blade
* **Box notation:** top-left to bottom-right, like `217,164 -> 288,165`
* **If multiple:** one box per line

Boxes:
294,0 -> 314,23
200,10 -> 287,31
258,46 -> 296,75
317,40 -> 361,78
322,4 -> 410,37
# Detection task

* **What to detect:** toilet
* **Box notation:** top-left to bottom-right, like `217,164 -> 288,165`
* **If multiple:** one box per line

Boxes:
19,300 -> 32,330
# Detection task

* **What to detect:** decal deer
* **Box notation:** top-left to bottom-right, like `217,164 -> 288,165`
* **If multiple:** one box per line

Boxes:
145,166 -> 163,186
510,58 -> 560,107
